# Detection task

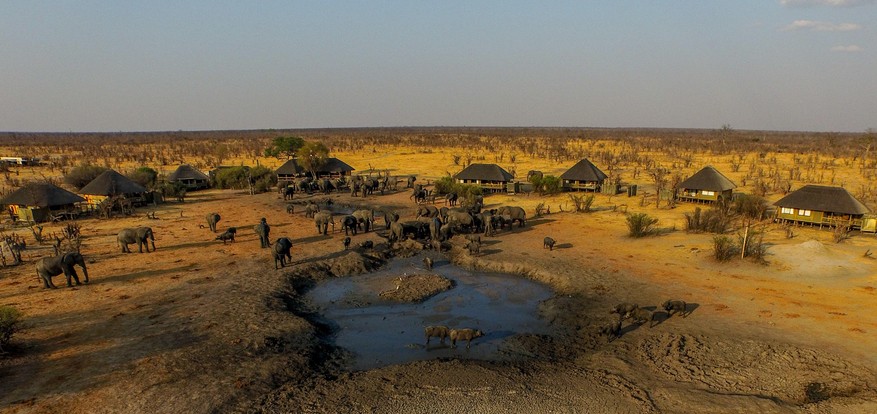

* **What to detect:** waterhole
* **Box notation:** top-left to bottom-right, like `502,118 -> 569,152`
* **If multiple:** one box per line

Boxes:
305,255 -> 553,370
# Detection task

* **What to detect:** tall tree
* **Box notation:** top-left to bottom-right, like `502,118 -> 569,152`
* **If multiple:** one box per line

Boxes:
264,136 -> 305,159
296,142 -> 329,178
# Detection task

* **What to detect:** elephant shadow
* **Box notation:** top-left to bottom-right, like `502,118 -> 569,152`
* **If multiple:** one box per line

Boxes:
479,248 -> 502,256
553,243 -> 573,250
292,235 -> 333,244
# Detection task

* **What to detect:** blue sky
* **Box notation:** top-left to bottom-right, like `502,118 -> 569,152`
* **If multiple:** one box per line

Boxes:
1,1 -> 875,133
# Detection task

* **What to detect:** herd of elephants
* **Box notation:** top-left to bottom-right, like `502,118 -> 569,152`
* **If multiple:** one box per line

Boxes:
32,172 -> 692,344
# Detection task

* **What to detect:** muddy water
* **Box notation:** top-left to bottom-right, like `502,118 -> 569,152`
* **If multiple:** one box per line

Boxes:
306,255 -> 553,371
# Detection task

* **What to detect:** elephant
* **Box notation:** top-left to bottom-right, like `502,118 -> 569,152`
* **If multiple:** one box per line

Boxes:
415,205 -> 439,219
272,237 -> 293,269
429,217 -> 443,241
283,186 -> 295,200
497,206 -> 526,227
286,204 -> 295,214
446,211 -> 475,230
363,178 -> 378,196
411,189 -> 427,204
342,215 -> 358,236
118,227 -> 155,253
445,192 -> 458,206
343,237 -> 351,250
36,252 -> 89,289
439,206 -> 450,223
350,181 -> 361,197
383,211 -> 399,229
254,218 -> 271,248
481,212 -> 495,236
314,211 -> 335,235
401,221 -> 430,239
527,170 -> 543,182
206,213 -> 221,232
439,224 -> 457,241
352,209 -> 374,232
414,183 -> 424,192
304,203 -> 320,218
388,221 -> 404,242
318,179 -> 334,194
407,175 -> 417,188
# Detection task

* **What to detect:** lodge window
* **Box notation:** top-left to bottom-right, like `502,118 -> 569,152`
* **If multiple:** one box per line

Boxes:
798,209 -> 811,217
701,190 -> 715,196
780,207 -> 793,214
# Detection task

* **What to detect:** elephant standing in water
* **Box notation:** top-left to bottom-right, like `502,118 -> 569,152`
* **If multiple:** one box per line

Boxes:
206,213 -> 221,232
36,252 -> 89,289
118,227 -> 155,253
254,218 -> 271,248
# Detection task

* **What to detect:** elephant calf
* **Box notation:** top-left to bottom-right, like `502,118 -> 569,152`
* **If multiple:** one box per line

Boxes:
36,252 -> 89,289
423,257 -> 433,271
343,237 -> 351,250
216,229 -> 236,244
599,316 -> 623,343
626,308 -> 656,328
609,303 -> 638,317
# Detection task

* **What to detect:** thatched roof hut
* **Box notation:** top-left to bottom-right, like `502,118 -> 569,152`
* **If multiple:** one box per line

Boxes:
560,159 -> 608,191
454,163 -> 513,191
167,165 -> 210,190
0,182 -> 85,222
677,166 -> 737,202
775,185 -> 870,227
80,169 -> 147,196
275,158 -> 355,180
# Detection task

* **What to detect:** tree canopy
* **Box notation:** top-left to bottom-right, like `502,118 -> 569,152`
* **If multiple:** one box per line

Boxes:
296,142 -> 330,177
264,136 -> 305,159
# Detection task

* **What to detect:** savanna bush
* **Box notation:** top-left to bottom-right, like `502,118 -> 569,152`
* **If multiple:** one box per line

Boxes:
64,165 -> 108,190
626,212 -> 658,237
713,235 -> 735,262
0,306 -> 23,354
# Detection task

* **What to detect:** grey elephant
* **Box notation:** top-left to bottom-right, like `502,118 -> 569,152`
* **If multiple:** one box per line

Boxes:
205,213 -> 221,232
118,227 -> 155,253
445,192 -> 458,206
415,205 -> 439,219
342,215 -> 358,236
497,206 -> 526,227
318,179 -> 334,194
254,218 -> 271,248
383,211 -> 399,229
272,237 -> 293,269
283,186 -> 295,200
429,217 -> 443,241
305,203 -> 320,218
36,252 -> 89,289
446,210 -> 475,230
482,212 -> 495,236
314,211 -> 335,235
352,209 -> 374,232
407,175 -> 417,188
388,221 -> 404,242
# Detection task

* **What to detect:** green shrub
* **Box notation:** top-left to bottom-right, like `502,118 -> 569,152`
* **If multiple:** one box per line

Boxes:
713,235 -> 735,262
626,212 -> 659,237
0,306 -> 23,354
212,166 -> 250,189
541,175 -> 562,195
161,181 -> 187,202
733,194 -> 768,221
433,176 -> 482,204
434,176 -> 455,195
127,167 -> 158,189
64,165 -> 107,190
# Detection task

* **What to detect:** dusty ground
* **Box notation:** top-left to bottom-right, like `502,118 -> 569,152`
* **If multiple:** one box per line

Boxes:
2,143 -> 877,413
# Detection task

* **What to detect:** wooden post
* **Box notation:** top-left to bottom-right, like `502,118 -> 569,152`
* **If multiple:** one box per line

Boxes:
741,224 -> 749,259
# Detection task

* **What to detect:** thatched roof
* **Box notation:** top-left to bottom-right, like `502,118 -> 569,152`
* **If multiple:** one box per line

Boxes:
678,166 -> 737,192
454,163 -> 514,182
79,169 -> 147,196
168,165 -> 209,181
774,185 -> 870,215
560,159 -> 608,182
275,158 -> 355,176
0,183 -> 85,207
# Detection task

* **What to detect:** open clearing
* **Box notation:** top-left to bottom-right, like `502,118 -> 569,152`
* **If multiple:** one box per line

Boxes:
2,133 -> 877,413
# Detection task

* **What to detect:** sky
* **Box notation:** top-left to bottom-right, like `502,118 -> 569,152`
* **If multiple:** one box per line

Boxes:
1,1 -> 875,133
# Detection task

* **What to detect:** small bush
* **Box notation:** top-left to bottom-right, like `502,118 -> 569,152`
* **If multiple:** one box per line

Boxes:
541,175 -> 562,195
833,224 -> 851,243
626,213 -> 658,237
212,166 -> 250,189
684,207 -> 729,234
734,194 -> 768,221
713,235 -> 735,262
64,165 -> 107,190
0,306 -> 23,354
569,194 -> 595,213
161,181 -> 187,202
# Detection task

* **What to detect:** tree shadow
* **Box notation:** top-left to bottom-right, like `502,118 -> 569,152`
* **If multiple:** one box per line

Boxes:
479,249 -> 503,256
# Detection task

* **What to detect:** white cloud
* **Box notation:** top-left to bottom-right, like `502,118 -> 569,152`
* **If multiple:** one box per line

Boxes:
780,0 -> 875,7
781,20 -> 862,31
831,45 -> 862,51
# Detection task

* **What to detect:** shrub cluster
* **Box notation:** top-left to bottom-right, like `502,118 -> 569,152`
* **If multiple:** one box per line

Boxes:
0,306 -> 23,354
127,166 -> 158,189
683,207 -> 729,234
434,176 -> 483,203
64,165 -> 107,190
626,212 -> 659,237
529,175 -> 562,195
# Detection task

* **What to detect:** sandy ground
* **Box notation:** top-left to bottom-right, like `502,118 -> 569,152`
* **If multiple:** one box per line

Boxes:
1,181 -> 877,413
